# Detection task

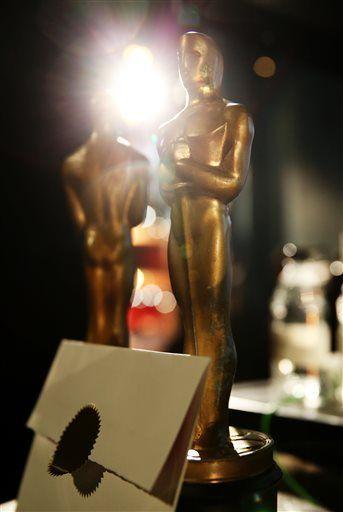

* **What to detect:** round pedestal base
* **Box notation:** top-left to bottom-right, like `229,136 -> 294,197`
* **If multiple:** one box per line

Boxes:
179,463 -> 282,512
185,427 -> 274,484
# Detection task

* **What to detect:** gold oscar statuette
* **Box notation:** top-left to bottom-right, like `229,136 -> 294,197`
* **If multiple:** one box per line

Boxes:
63,92 -> 149,347
158,32 -> 274,483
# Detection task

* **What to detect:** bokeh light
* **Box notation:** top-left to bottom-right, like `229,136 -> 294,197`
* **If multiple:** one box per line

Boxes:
253,56 -> 276,78
278,358 -> 294,375
283,242 -> 297,258
330,260 -> 343,276
154,291 -> 177,314
141,284 -> 162,307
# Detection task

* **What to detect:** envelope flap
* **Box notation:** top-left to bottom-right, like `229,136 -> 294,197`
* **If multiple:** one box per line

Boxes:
28,340 -> 209,492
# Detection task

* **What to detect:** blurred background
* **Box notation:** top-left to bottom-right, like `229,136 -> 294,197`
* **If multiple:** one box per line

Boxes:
1,0 -> 342,508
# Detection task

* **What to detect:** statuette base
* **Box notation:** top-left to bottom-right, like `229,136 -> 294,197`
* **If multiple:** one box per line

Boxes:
185,427 -> 274,484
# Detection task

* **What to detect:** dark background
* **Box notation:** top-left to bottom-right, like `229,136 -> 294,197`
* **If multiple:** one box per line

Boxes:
1,0 -> 342,502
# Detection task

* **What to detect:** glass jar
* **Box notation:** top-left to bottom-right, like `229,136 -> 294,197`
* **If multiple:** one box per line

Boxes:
270,257 -> 331,379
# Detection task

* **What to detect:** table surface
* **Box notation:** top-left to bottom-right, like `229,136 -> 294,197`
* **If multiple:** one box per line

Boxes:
231,379 -> 343,427
1,493 -> 328,512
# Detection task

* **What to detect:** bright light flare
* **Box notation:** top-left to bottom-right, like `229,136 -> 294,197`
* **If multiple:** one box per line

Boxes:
113,44 -> 167,124
123,44 -> 153,68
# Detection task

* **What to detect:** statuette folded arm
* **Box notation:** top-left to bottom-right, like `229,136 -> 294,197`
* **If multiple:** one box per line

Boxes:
175,110 -> 254,203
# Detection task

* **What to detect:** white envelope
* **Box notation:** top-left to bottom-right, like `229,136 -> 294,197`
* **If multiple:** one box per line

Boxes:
17,340 -> 209,511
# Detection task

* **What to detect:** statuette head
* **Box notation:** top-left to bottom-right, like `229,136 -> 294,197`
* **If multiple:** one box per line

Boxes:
178,32 -> 223,94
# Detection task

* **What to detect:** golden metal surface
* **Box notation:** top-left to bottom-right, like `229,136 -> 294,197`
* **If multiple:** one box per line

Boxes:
158,32 -> 268,481
186,427 -> 274,483
63,93 -> 148,346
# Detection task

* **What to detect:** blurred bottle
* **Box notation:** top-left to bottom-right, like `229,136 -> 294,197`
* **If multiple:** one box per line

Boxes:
332,232 -> 343,351
336,285 -> 343,352
319,233 -> 343,408
270,248 -> 331,378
